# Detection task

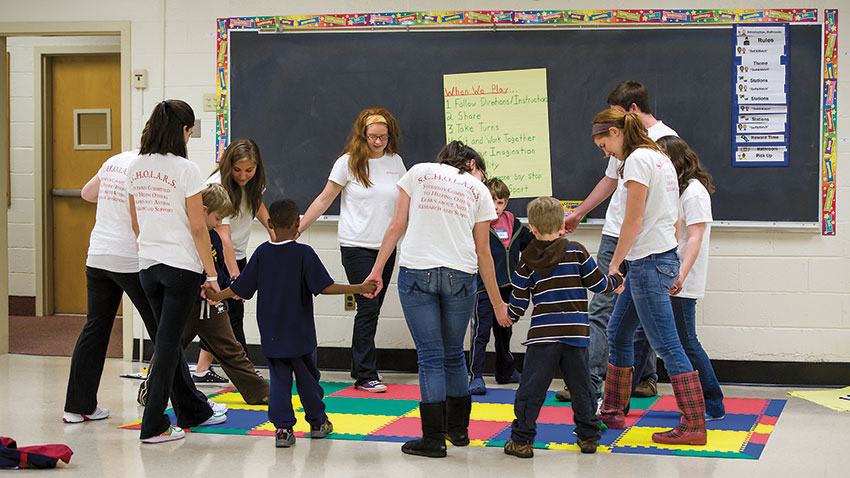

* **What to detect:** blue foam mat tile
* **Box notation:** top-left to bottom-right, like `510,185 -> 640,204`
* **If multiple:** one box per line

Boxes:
706,414 -> 758,431
633,410 -> 685,428
742,442 -> 766,458
364,434 -> 413,443
612,445 -> 678,456
471,388 -> 526,404
597,428 -> 625,446
764,400 -> 786,417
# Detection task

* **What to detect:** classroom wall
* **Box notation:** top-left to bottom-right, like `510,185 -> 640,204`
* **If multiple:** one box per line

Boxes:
3,1 -> 847,362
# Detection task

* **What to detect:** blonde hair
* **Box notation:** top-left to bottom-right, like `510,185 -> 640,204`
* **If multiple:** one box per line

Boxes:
201,183 -> 235,217
527,196 -> 564,235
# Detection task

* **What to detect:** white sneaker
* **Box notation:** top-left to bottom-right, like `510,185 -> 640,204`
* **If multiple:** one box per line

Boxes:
141,425 -> 185,444
62,407 -> 109,423
199,410 -> 227,426
208,399 -> 228,414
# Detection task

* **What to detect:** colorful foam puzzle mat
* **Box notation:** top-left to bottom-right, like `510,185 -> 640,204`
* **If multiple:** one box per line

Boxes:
121,382 -> 784,459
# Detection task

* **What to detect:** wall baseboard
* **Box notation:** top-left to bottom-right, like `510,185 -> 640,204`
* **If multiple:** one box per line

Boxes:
8,296 -> 35,316
132,340 -> 850,387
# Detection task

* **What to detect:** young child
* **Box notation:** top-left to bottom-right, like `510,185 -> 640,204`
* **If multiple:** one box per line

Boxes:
503,197 -> 623,458
137,184 -> 270,407
468,178 -> 533,395
204,198 -> 376,448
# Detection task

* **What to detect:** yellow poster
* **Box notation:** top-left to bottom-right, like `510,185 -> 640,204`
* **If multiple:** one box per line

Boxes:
443,68 -> 551,197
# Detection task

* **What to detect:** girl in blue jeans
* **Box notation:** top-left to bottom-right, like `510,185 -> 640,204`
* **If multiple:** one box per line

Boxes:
591,109 -> 708,446
365,141 -> 507,458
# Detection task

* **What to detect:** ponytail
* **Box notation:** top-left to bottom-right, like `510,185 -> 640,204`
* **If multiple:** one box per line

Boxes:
139,99 -> 195,158
436,140 -> 483,176
591,108 -> 664,178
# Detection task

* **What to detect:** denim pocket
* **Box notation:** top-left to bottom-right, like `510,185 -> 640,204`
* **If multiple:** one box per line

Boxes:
448,271 -> 475,298
655,260 -> 679,290
399,268 -> 430,295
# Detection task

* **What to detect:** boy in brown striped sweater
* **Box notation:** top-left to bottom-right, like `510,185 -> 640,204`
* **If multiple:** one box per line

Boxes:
504,197 -> 624,458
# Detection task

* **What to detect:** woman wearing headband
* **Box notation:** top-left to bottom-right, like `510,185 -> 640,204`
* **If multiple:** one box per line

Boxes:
300,107 -> 405,393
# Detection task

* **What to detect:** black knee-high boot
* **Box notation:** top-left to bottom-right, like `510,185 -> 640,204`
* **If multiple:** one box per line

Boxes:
402,402 -> 447,458
446,395 -> 471,446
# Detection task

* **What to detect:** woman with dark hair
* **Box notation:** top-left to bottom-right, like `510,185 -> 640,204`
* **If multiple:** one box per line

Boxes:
128,99 -> 226,443
299,107 -> 406,392
364,140 -> 506,458
591,109 -> 707,445
193,138 -> 275,383
656,135 -> 725,420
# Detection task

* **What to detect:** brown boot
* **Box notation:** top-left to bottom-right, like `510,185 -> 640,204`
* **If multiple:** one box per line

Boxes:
599,363 -> 632,429
652,371 -> 707,445
633,378 -> 658,398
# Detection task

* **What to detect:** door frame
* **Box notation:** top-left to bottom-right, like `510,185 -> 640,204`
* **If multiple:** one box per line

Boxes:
0,22 -> 131,357
37,45 -> 121,317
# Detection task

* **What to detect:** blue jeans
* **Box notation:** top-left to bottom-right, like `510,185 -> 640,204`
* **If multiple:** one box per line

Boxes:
588,234 -> 656,397
469,288 -> 515,382
607,250 -> 693,377
398,267 -> 477,404
671,296 -> 725,417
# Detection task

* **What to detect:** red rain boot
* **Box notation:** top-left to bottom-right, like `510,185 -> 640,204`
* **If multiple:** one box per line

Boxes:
652,371 -> 707,445
599,363 -> 632,429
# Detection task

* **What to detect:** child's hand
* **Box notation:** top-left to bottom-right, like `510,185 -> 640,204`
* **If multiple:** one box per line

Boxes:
202,284 -> 220,303
670,276 -> 684,296
359,280 -> 378,295
362,271 -> 383,298
614,283 -> 625,295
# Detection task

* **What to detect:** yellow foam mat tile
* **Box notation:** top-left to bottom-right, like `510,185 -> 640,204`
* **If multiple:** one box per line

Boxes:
753,423 -> 774,434
253,412 -> 398,436
615,427 -> 749,452
405,402 -> 515,422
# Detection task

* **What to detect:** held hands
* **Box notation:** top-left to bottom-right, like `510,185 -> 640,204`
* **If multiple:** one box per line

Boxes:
358,280 -> 379,296
609,262 -> 626,295
362,271 -> 383,299
201,284 -> 220,304
670,276 -> 684,296
494,302 -> 512,327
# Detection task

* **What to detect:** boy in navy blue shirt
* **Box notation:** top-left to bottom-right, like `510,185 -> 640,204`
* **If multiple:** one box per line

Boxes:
503,197 -> 623,458
204,199 -> 376,448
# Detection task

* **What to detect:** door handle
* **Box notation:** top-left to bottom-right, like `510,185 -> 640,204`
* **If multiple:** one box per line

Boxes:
51,189 -> 83,197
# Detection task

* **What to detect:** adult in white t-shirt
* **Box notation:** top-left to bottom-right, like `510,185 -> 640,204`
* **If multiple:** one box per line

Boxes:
657,135 -> 725,420
363,141 -> 506,458
62,150 -> 158,424
299,108 -> 406,393
128,99 -> 222,444
560,80 -> 679,401
194,138 -> 275,382
592,109 -> 708,446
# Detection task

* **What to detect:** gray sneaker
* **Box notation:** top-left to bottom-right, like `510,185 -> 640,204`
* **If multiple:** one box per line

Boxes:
310,420 -> 333,439
276,428 -> 296,447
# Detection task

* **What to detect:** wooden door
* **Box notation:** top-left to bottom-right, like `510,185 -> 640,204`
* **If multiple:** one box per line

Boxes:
48,54 -> 121,314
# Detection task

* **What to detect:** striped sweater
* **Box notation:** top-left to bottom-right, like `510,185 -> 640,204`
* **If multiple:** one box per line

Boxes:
508,237 -> 623,347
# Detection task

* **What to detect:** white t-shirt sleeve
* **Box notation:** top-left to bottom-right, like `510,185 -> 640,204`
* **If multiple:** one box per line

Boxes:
604,156 -> 620,180
184,162 -> 205,198
622,150 -> 653,188
682,184 -> 713,226
474,186 -> 497,223
328,155 -> 351,187
397,167 -> 415,196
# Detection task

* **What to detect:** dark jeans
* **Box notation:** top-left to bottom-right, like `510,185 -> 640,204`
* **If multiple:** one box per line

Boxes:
64,267 -> 158,415
670,296 -> 725,417
469,287 -> 516,382
183,301 -> 269,405
512,343 -> 600,443
139,264 -> 212,439
340,246 -> 396,385
267,353 -> 327,429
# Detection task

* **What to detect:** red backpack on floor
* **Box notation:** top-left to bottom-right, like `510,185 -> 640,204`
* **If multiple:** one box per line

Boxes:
0,437 -> 72,469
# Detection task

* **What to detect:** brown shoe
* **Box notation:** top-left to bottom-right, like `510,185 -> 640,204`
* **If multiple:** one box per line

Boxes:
504,440 -> 534,458
555,388 -> 571,402
577,436 -> 598,454
633,379 -> 657,398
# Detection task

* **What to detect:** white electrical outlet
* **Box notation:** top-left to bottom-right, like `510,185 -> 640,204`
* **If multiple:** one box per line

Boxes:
203,93 -> 218,112
133,69 -> 148,89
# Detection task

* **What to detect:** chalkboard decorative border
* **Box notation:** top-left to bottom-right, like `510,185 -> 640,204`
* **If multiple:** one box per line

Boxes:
214,8 -> 834,234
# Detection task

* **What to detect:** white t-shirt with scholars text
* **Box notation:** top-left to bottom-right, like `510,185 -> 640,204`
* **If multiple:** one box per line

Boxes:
677,178 -> 713,299
128,153 -> 206,273
602,120 -> 679,237
86,151 -> 140,273
396,163 -> 497,274
328,152 -> 406,249
206,170 -> 255,261
621,147 -> 679,261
